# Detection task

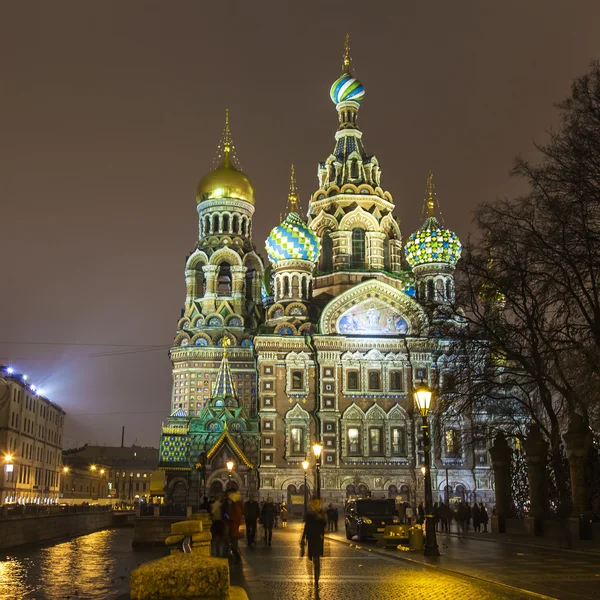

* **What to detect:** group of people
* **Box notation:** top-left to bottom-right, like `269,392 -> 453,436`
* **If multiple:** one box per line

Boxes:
396,500 -> 489,533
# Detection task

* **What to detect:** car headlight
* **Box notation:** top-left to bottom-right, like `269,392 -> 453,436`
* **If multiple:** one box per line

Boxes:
393,518 -> 399,524
362,518 -> 372,524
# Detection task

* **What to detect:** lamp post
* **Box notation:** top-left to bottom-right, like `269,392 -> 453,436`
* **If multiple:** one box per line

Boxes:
312,444 -> 322,500
226,460 -> 234,490
413,381 -> 440,556
302,460 -> 309,514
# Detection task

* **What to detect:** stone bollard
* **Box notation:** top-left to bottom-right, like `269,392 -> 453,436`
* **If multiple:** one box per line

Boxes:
524,424 -> 548,536
166,519 -> 212,556
489,432 -> 513,534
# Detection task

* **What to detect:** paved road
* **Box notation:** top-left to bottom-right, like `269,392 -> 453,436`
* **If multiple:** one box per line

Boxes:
231,522 -> 545,600
325,527 -> 600,600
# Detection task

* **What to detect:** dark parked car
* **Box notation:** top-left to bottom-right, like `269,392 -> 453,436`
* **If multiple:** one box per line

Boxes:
345,498 -> 400,541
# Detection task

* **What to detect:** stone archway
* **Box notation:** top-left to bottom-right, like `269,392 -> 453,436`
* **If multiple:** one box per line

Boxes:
346,484 -> 356,498
209,480 -> 224,496
388,485 -> 398,499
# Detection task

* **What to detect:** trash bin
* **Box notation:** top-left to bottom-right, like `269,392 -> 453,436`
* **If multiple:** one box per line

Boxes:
579,512 -> 593,541
409,525 -> 424,551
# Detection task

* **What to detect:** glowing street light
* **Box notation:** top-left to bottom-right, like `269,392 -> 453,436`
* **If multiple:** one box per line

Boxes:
6,367 -> 13,375
90,465 -> 97,472
413,380 -> 439,557
302,460 -> 309,513
226,460 -> 234,488
312,444 -> 323,500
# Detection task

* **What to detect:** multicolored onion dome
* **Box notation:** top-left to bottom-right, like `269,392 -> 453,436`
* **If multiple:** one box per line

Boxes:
265,212 -> 321,264
330,72 -> 365,105
405,217 -> 462,269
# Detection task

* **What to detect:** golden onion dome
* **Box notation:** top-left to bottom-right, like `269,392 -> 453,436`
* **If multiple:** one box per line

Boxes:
196,111 -> 255,205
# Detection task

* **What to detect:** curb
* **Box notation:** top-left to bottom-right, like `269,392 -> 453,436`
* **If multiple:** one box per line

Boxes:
325,533 -> 558,600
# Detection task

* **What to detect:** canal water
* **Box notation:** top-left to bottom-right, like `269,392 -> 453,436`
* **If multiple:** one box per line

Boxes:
0,528 -> 167,600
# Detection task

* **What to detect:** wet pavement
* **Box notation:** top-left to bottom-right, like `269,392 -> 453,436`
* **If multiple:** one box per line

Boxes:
325,527 -> 600,600
231,522 -> 547,600
0,528 -> 166,600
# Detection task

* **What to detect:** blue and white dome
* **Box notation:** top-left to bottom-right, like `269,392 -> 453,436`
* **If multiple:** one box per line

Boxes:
330,72 -> 365,105
265,212 -> 321,264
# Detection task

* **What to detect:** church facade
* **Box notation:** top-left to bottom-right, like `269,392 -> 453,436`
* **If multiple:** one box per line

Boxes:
158,40 -> 494,512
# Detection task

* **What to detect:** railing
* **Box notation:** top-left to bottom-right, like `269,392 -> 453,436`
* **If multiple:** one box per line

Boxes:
1,503 -> 115,518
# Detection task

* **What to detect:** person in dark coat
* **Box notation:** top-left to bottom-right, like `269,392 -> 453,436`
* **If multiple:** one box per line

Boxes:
472,503 -> 481,533
302,498 -> 327,592
465,502 -> 472,532
479,502 -> 489,532
210,494 -> 227,557
432,502 -> 440,531
417,503 -> 425,525
439,502 -> 450,533
244,494 -> 260,546
260,497 -> 276,546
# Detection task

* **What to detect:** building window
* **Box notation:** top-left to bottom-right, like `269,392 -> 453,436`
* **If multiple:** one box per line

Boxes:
264,436 -> 272,446
290,427 -> 304,455
351,228 -> 366,269
368,371 -> 381,391
445,429 -> 462,458
347,427 -> 361,456
217,263 -> 232,296
442,372 -> 457,394
321,231 -> 333,272
291,371 -> 303,390
391,427 -> 406,456
390,371 -> 403,391
369,428 -> 382,456
347,371 -> 359,390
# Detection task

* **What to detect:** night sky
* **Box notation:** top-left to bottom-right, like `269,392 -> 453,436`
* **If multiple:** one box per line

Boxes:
1,1 -> 599,448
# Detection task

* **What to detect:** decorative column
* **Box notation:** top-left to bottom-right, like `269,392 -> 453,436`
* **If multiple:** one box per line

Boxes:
489,432 -> 512,533
230,265 -> 247,313
523,425 -> 548,535
564,414 -> 593,517
201,265 -> 218,313
185,269 -> 196,306
366,231 -> 386,270
330,231 -> 350,270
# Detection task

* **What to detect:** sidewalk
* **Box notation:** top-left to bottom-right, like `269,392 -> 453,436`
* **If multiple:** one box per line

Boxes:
325,528 -> 600,600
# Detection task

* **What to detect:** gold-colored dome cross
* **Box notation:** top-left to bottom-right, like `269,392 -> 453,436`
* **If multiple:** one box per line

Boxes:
287,163 -> 299,214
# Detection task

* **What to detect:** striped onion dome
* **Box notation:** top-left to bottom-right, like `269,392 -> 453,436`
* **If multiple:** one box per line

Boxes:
330,72 -> 365,105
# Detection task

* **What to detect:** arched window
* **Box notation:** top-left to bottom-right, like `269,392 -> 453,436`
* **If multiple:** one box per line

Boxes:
351,228 -> 366,269
400,484 -> 410,503
347,371 -> 359,390
436,279 -> 445,302
217,263 -> 232,296
213,214 -> 219,234
283,277 -> 290,297
223,214 -> 230,233
446,279 -> 453,301
368,371 -> 381,391
391,427 -> 406,456
245,267 -> 255,301
205,215 -> 211,235
321,231 -> 333,272
347,427 -> 361,455
232,215 -> 239,234
291,370 -> 303,390
427,279 -> 435,300
241,219 -> 247,236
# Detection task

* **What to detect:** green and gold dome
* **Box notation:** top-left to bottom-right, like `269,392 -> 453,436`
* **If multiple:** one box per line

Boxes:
405,172 -> 462,269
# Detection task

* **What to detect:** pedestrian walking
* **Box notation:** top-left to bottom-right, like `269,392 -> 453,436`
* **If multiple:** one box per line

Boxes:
479,502 -> 489,532
472,503 -> 481,533
260,496 -> 276,546
281,501 -> 288,528
244,493 -> 260,546
224,490 -> 243,564
405,504 -> 414,525
465,502 -> 472,532
326,503 -> 335,532
301,498 -> 327,596
440,502 -> 449,532
417,502 -> 425,525
210,494 -> 227,557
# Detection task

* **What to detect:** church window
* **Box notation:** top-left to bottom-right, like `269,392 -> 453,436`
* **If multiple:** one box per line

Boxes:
241,219 -> 247,236
321,232 -> 333,272
368,371 -> 381,391
223,214 -> 230,233
291,371 -> 303,390
347,371 -> 359,390
427,279 -> 435,300
232,215 -> 239,233
205,215 -> 211,235
391,427 -> 406,456
213,214 -> 219,233
383,236 -> 391,270
347,427 -> 361,455
390,371 -> 403,391
369,428 -> 382,456
217,263 -> 232,296
351,228 -> 366,269
446,279 -> 453,301
445,429 -> 462,458
436,279 -> 445,302
290,427 -> 304,455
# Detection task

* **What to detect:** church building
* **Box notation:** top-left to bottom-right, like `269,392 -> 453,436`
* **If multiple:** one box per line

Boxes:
158,38 -> 494,512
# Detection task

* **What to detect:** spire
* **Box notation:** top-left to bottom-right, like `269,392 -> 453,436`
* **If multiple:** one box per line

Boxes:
425,170 -> 436,218
287,163 -> 299,214
211,337 -> 237,401
214,109 -> 237,168
342,33 -> 351,75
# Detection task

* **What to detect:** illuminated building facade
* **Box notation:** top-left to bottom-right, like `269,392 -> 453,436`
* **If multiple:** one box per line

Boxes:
159,38 -> 494,511
0,365 -> 65,504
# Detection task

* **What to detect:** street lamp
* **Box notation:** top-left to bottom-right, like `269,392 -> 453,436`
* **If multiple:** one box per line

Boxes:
302,460 -> 309,513
312,444 -> 322,500
4,455 -> 14,503
413,380 -> 440,557
226,460 -> 234,490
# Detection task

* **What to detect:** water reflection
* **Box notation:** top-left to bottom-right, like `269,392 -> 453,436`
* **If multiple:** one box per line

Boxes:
0,528 -> 166,600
